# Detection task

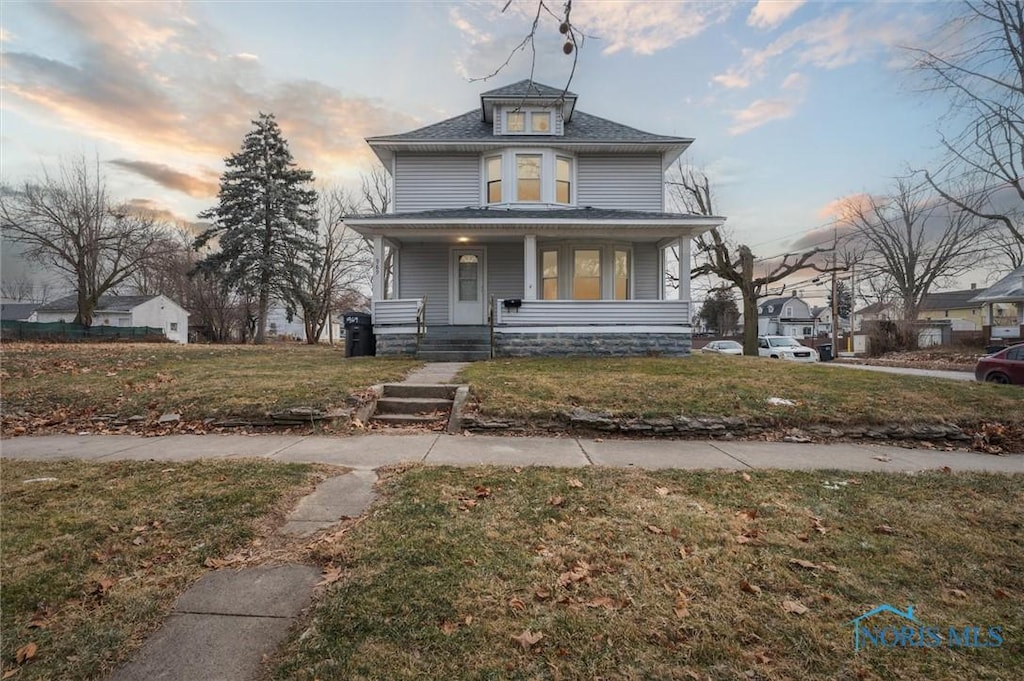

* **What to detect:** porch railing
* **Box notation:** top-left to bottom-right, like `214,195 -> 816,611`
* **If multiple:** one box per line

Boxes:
493,299 -> 691,327
372,298 -> 424,328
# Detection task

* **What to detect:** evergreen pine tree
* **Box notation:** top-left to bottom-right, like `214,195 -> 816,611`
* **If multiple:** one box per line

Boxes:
196,113 -> 318,344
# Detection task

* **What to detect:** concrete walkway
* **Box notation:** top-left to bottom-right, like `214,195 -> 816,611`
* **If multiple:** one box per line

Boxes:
400,361 -> 468,384
2,433 -> 1021,471
826,361 -> 976,381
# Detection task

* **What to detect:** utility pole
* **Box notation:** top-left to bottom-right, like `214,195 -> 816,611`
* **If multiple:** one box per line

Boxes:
830,226 -> 839,358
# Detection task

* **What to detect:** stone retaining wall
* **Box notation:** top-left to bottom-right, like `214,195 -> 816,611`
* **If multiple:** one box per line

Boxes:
459,407 -> 973,443
375,333 -> 418,356
494,332 -> 692,357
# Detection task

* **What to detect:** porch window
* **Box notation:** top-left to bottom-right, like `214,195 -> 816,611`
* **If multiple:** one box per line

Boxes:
556,157 -> 572,204
485,156 -> 502,203
614,249 -> 630,300
542,250 -> 559,300
517,154 -> 542,202
506,111 -> 525,132
573,249 -> 602,300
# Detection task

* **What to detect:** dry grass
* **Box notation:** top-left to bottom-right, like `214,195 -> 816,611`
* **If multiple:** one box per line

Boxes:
0,343 -> 419,431
273,466 -> 1024,681
0,459 -> 321,680
459,356 -> 1023,426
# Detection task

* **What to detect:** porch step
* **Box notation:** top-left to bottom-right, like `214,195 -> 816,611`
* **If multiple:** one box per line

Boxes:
418,350 -> 491,362
381,384 -> 457,399
375,397 -> 453,414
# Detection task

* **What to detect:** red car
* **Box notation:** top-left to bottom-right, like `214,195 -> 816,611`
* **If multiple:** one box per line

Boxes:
975,343 -> 1024,385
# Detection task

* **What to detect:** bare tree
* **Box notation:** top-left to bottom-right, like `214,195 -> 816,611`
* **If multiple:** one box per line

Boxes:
0,275 -> 50,303
0,156 -> 172,326
909,0 -> 1024,268
666,164 -> 839,355
840,176 -> 991,320
282,188 -> 371,344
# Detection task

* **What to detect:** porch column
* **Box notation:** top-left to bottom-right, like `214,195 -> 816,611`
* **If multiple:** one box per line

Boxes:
677,237 -> 691,302
523,234 -> 537,300
371,235 -> 384,303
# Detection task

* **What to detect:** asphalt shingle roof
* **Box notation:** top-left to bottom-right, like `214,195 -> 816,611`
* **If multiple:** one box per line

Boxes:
480,79 -> 576,99
969,264 -> 1024,303
346,207 -> 711,221
919,288 -> 986,311
0,303 -> 39,321
37,294 -> 159,313
368,109 -> 689,144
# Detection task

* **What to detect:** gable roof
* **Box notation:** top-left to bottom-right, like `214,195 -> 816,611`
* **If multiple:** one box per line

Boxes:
855,301 -> 892,315
919,288 -> 985,311
970,264 -> 1024,303
0,302 -> 39,321
36,294 -> 160,313
480,79 -> 576,99
757,296 -> 803,316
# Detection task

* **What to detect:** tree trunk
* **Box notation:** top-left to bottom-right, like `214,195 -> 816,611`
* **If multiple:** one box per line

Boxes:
741,287 -> 759,356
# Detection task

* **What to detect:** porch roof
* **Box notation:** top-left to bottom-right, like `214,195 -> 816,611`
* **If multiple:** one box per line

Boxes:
345,206 -> 724,240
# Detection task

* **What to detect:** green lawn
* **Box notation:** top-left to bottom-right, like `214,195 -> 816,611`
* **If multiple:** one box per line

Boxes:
0,343 -> 420,433
273,465 -> 1024,681
458,356 -> 1024,426
0,459 -> 322,680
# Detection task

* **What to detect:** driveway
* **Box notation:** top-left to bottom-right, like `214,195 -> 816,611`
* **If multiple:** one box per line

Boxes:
826,361 -> 975,381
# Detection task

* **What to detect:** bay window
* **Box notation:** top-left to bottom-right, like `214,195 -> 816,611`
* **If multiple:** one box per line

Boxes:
614,249 -> 630,299
516,154 -> 542,202
572,249 -> 602,300
483,150 -> 575,206
541,250 -> 558,300
556,156 -> 572,204
537,244 -> 633,300
485,156 -> 502,203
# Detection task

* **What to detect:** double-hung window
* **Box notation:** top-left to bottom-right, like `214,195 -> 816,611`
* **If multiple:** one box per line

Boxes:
542,250 -> 559,300
516,154 -> 542,202
485,156 -> 502,203
573,249 -> 602,300
555,157 -> 572,204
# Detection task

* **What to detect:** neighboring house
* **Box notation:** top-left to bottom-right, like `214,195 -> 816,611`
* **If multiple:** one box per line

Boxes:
811,305 -> 850,335
0,302 -> 40,322
916,286 -> 987,331
344,80 -> 725,358
854,301 -> 895,330
34,294 -> 190,344
969,264 -> 1024,341
756,296 -> 815,337
265,307 -> 343,343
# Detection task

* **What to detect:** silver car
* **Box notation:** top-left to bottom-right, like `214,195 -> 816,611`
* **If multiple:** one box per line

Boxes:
701,340 -> 744,355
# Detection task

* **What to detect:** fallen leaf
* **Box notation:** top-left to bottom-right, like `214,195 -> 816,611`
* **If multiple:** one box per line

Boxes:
994,587 -> 1011,600
655,487 -> 670,496
511,629 -> 544,650
740,472 -> 752,482
108,525 -> 120,533
740,580 -> 761,595
566,478 -> 584,488
753,650 -> 772,664
547,496 -> 565,507
14,642 -> 37,665
317,566 -> 343,586
508,596 -> 526,612
796,532 -> 810,542
678,545 -> 695,558
782,600 -> 809,615
940,466 -> 952,474
464,615 -> 473,626
875,524 -> 897,535
534,588 -> 552,600
557,561 -> 592,587
439,621 -> 458,636
736,509 -> 758,521
3,668 -> 20,678
593,438 -> 604,443
646,524 -> 664,535
94,578 -> 116,597
873,455 -> 892,462
131,536 -> 145,546
948,588 -> 968,599
474,485 -> 491,498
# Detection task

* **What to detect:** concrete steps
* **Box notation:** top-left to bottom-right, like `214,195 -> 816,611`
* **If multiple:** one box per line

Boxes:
370,383 -> 455,427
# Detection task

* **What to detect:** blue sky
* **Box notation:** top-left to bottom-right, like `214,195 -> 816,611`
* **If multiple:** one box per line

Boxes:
1,0 -> 962,291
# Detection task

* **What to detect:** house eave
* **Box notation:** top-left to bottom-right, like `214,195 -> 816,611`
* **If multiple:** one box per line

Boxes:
346,216 -> 724,240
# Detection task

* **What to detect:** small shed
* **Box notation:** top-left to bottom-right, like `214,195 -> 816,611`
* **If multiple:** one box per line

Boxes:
969,265 -> 1024,342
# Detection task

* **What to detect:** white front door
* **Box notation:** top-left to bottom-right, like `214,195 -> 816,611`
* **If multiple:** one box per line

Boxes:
451,248 -> 485,325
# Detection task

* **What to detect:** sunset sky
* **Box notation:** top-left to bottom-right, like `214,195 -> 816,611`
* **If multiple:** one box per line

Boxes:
1,1 -> 971,295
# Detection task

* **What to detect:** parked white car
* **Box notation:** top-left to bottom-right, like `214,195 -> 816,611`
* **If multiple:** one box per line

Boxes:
701,340 -> 744,355
757,336 -> 819,362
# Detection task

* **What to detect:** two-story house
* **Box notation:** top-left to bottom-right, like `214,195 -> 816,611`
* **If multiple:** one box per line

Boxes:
756,296 -> 815,338
345,80 -> 725,358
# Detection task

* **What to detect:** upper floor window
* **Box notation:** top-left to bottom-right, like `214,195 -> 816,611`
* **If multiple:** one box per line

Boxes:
530,111 -> 551,133
556,156 -> 572,204
517,154 -> 542,202
506,111 -> 525,133
485,156 -> 502,203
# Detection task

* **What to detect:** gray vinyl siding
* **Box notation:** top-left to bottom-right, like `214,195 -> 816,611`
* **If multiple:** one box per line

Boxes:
487,242 -> 525,301
393,153 -> 480,212
397,243 -> 449,325
632,242 -> 660,300
576,154 -> 663,211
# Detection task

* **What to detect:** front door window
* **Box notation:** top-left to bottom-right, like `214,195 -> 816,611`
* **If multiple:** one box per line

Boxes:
458,254 -> 479,301
452,249 -> 485,324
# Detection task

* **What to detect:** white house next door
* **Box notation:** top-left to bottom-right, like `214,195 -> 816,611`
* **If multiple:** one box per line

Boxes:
451,248 -> 485,324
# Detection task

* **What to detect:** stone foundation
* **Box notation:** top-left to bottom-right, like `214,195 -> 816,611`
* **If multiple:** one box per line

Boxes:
494,331 -> 691,357
374,333 -> 418,356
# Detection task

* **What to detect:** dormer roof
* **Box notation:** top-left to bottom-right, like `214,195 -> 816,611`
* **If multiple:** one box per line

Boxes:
479,79 -> 578,123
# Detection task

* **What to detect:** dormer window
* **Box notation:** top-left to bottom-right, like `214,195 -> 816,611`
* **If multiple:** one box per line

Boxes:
501,107 -> 556,135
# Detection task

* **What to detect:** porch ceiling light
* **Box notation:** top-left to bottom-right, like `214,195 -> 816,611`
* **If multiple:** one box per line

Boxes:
457,237 -> 470,242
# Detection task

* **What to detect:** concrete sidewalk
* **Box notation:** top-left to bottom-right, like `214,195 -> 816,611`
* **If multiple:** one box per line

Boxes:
2,433 -> 1020,473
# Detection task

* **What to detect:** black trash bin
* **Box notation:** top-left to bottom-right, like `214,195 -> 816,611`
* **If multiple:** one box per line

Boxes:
343,312 -> 375,357
817,343 -> 833,362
